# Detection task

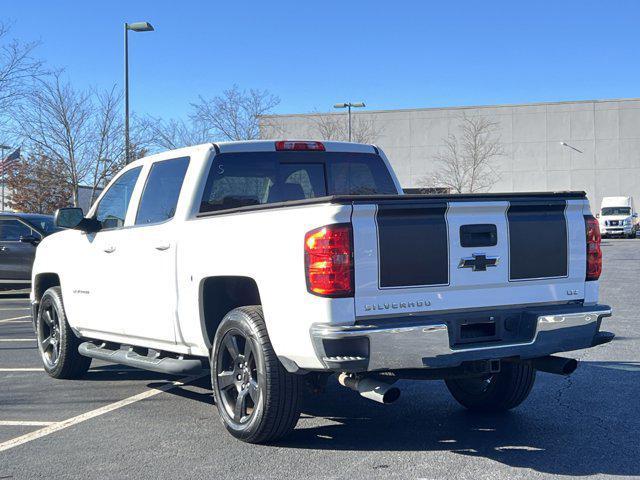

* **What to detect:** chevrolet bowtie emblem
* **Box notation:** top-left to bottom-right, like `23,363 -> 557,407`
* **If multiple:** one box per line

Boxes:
458,254 -> 499,271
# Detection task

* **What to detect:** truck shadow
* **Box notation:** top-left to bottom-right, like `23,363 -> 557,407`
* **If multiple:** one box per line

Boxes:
282,361 -> 639,477
82,364 -> 176,382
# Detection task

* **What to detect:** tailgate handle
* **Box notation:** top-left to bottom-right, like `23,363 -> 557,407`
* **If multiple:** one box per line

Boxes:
460,224 -> 497,247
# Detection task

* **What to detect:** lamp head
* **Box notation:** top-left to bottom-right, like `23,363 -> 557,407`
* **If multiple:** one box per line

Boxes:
127,22 -> 154,32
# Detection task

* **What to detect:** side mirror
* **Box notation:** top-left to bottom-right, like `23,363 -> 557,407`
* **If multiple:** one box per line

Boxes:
54,208 -> 101,232
20,234 -> 41,246
595,213 -> 600,218
54,208 -> 84,229
634,213 -> 638,218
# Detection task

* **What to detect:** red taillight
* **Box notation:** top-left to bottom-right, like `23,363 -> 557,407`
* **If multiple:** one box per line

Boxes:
304,224 -> 353,297
585,215 -> 602,281
275,140 -> 325,151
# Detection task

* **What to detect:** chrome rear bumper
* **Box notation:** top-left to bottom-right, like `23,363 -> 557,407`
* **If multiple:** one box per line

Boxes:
310,305 -> 612,372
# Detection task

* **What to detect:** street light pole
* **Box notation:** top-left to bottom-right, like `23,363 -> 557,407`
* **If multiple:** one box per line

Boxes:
0,144 -> 10,212
124,21 -> 154,164
124,23 -> 130,164
334,102 -> 365,142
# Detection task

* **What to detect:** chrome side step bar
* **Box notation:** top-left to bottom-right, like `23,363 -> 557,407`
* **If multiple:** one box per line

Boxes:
78,342 -> 206,376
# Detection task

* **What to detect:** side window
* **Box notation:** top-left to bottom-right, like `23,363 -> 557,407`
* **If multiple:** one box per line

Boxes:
95,167 -> 142,229
0,219 -> 35,242
135,157 -> 190,225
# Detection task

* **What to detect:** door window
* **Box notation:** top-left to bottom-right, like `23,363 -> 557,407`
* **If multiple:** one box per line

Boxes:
135,157 -> 190,225
0,219 -> 35,242
95,167 -> 142,229
24,216 -> 58,236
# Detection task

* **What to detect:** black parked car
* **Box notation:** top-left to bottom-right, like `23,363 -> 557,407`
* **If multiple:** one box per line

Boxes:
0,213 -> 60,288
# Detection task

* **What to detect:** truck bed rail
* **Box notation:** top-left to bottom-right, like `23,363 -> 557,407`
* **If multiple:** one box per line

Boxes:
196,191 -> 587,218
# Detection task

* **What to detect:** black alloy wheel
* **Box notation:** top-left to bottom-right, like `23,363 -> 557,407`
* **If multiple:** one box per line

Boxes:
215,329 -> 261,424
37,299 -> 62,369
211,306 -> 300,443
36,286 -> 91,379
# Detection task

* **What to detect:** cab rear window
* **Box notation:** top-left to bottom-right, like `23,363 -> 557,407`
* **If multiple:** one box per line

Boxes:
199,152 -> 397,213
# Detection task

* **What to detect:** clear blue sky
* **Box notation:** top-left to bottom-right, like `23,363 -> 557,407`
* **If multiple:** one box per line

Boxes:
4,0 -> 640,120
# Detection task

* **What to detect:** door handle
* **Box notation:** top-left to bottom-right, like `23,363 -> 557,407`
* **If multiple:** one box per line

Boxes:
155,244 -> 170,251
103,246 -> 116,254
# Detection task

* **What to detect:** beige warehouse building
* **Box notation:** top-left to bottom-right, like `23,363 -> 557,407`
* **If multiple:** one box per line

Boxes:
261,98 -> 640,209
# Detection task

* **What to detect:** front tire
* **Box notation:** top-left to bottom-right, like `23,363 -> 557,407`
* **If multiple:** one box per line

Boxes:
36,286 -> 91,379
445,361 -> 536,412
211,306 -> 301,444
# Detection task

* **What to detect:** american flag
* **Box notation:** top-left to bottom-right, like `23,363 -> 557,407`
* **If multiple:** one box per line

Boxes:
0,148 -> 20,177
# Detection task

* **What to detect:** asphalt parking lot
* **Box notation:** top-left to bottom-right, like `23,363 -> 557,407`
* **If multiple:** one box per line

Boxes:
0,240 -> 638,480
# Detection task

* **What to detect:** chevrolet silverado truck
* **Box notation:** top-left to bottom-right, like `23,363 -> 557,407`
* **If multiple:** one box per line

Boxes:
30,140 -> 613,444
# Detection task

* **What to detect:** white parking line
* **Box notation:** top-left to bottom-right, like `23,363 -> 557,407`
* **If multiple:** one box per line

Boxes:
0,316 -> 31,324
0,373 -> 206,452
0,368 -> 42,372
0,308 -> 30,311
0,421 -> 55,426
0,367 -> 152,372
0,339 -> 34,342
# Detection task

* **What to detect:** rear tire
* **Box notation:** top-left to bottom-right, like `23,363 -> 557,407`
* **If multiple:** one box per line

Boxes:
445,361 -> 536,412
211,306 -> 301,444
36,286 -> 91,379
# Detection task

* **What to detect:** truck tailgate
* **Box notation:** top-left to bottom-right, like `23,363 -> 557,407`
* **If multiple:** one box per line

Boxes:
350,194 -> 589,319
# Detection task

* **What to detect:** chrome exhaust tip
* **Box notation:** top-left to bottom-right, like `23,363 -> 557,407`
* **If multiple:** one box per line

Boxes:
338,373 -> 401,404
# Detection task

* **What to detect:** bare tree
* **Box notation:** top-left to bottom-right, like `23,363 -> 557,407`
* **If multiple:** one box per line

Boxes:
308,111 -> 382,143
421,115 -> 504,193
14,73 -> 94,206
87,86 -> 126,204
141,116 -> 210,151
0,22 -> 45,136
191,85 -> 280,141
258,116 -> 285,139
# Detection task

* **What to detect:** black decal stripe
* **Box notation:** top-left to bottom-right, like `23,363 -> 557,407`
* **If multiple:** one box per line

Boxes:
376,203 -> 448,288
507,200 -> 568,280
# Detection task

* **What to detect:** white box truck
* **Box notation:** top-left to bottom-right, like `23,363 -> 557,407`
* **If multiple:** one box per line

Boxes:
598,196 -> 637,238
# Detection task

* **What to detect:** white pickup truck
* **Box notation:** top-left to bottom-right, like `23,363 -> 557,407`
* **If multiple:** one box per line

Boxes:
30,140 -> 613,444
